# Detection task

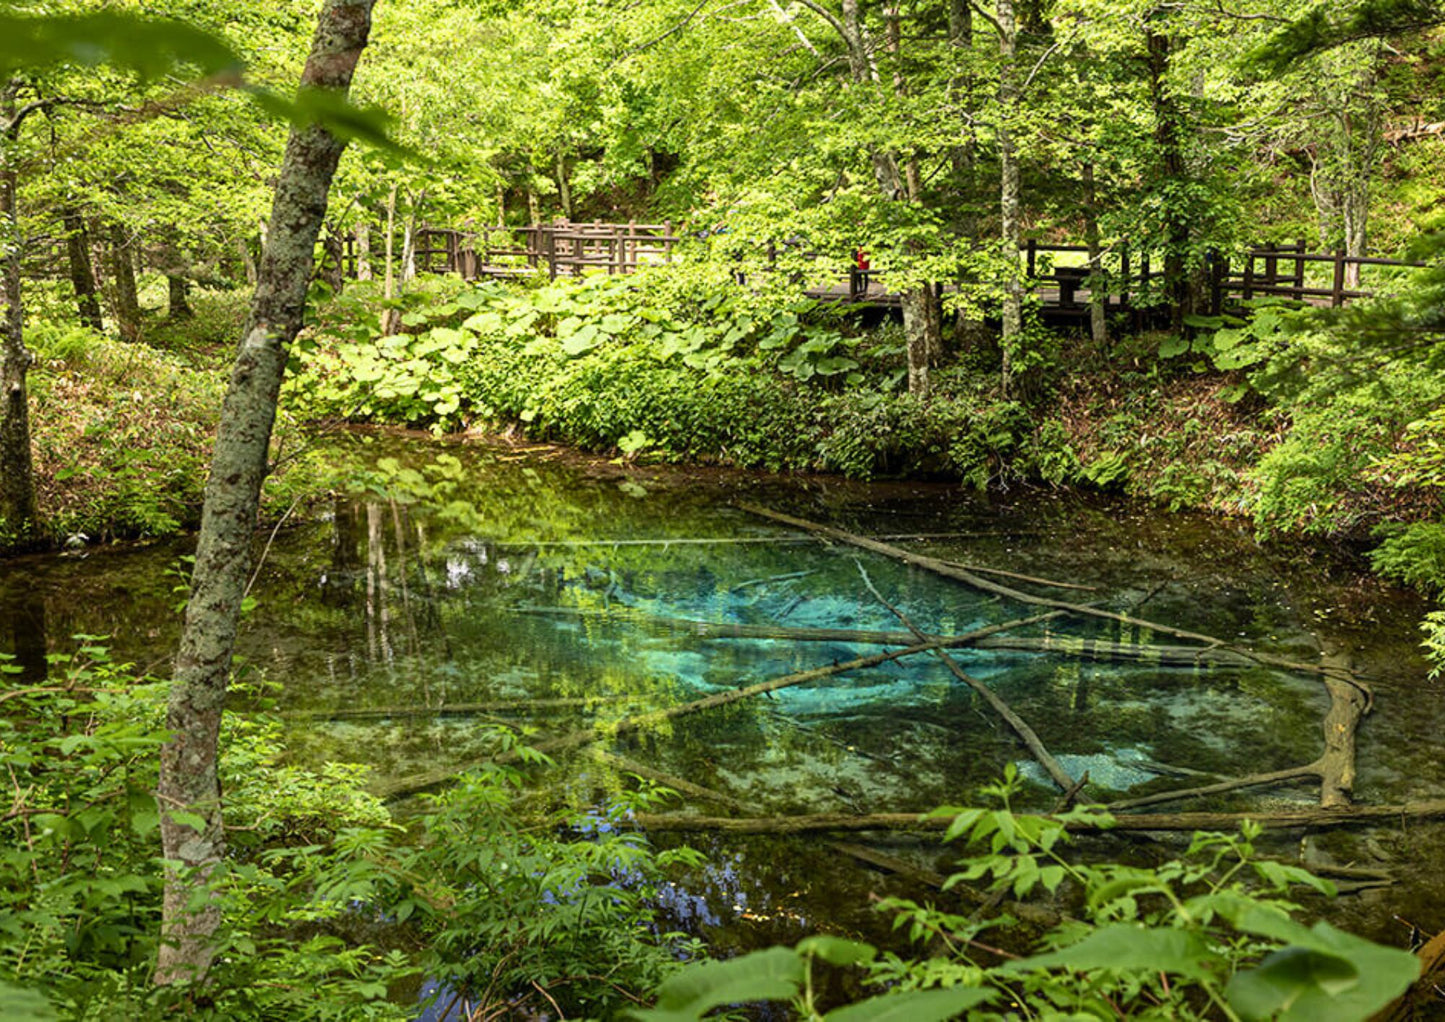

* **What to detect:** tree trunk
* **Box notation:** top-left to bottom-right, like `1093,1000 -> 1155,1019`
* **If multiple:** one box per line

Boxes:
108,223 -> 141,342
949,0 -> 989,353
236,236 -> 257,286
63,207 -> 103,331
381,182 -> 399,335
555,151 -> 573,219
998,0 -> 1022,396
1147,31 -> 1193,332
153,0 -> 376,986
167,273 -> 193,320
1082,161 -> 1107,350
355,220 -> 371,281
0,115 -> 38,543
1342,183 -> 1367,289
321,221 -> 345,294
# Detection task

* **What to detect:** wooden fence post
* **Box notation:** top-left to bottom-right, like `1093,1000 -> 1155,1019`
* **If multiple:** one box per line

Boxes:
1264,243 -> 1278,285
1120,244 -> 1131,310
1331,248 -> 1346,307
1242,251 -> 1254,302
1026,239 -> 1037,280
1294,238 -> 1306,291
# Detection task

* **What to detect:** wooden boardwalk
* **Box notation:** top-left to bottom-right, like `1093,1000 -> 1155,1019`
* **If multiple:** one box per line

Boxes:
377,223 -> 1425,322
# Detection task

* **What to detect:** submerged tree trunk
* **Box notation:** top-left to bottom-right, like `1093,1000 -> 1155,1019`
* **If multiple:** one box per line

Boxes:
63,207 -> 103,331
998,0 -> 1022,395
1,90 -> 38,543
153,0 -> 376,986
108,223 -> 141,342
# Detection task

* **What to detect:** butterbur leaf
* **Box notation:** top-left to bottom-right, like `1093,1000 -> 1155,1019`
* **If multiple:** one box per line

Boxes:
825,986 -> 995,1021
626,946 -> 804,1020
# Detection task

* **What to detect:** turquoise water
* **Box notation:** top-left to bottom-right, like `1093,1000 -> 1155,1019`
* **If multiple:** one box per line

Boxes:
2,430 -> 1439,955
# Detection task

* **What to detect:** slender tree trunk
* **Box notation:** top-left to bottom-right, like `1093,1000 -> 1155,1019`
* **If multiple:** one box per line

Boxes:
167,273 -> 193,320
400,207 -> 416,283
153,0 -> 376,986
322,221 -> 345,294
236,236 -> 257,285
839,0 -> 937,396
381,182 -> 399,335
0,143 -> 37,543
998,0 -> 1022,396
1082,161 -> 1107,350
108,222 -> 141,342
355,220 -> 372,281
555,151 -> 573,219
1147,31 -> 1193,332
1343,190 -> 1366,288
949,0 -> 988,353
63,207 -> 103,331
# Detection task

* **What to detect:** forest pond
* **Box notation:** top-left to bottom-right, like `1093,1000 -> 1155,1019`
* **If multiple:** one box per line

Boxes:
3,431 -> 1441,964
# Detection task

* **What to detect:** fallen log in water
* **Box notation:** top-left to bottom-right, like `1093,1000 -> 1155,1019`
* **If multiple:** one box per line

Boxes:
735,503 -> 1375,704
588,752 -> 963,894
372,608 -> 1062,801
517,607 -> 1260,668
632,800 -> 1445,835
281,694 -> 644,721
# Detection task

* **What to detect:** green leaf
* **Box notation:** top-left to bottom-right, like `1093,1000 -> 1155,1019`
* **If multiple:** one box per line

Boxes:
0,980 -> 57,1022
1002,924 -> 1223,981
797,935 -> 876,967
0,13 -> 242,79
1225,923 -> 1420,1021
825,987 -> 994,1022
627,947 -> 804,1020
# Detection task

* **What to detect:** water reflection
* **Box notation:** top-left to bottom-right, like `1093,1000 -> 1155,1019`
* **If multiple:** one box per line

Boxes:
1,432 -> 1439,951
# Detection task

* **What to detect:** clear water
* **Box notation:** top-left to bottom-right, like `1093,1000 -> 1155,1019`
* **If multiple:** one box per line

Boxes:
2,430 -> 1440,960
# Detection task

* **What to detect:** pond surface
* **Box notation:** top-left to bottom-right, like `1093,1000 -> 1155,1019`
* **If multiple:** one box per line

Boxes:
3,430 -> 1441,967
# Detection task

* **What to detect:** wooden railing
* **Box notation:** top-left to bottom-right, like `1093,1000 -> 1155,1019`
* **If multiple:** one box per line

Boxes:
399,221 -> 679,280
350,222 -> 1427,318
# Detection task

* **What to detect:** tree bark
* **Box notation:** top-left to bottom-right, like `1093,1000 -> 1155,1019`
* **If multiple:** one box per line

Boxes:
355,220 -> 371,281
1147,31 -> 1194,332
167,273 -> 193,320
63,207 -> 103,331
108,222 -> 141,342
381,182 -> 399,335
555,151 -> 573,219
998,0 -> 1023,395
153,0 -> 376,986
0,95 -> 38,544
1082,162 -> 1107,350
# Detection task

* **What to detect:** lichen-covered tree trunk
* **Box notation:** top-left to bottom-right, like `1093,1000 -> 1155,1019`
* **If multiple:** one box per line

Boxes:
0,127 -> 37,543
997,0 -> 1022,396
153,0 -> 376,986
63,207 -> 103,331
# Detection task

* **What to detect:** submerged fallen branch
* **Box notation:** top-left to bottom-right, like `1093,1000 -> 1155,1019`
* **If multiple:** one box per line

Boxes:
856,561 -> 1076,793
519,607 -> 1258,668
735,503 -> 1375,705
373,609 -> 1062,801
588,752 -> 962,894
632,800 -> 1445,835
281,694 -> 644,721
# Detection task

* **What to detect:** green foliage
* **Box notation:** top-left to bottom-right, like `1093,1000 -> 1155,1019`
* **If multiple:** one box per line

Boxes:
631,769 -> 1418,1021
0,644 -> 692,1020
